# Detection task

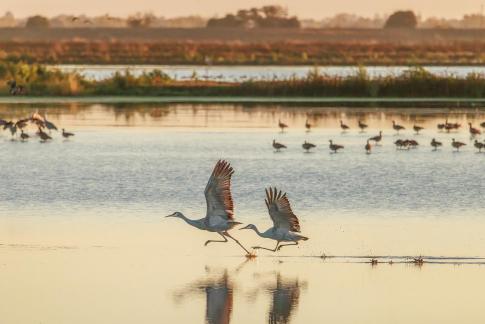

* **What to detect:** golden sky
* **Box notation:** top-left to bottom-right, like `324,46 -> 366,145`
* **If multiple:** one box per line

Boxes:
4,0 -> 485,18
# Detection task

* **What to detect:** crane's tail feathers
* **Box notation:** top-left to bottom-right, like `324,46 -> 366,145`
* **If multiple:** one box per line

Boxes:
300,235 -> 309,241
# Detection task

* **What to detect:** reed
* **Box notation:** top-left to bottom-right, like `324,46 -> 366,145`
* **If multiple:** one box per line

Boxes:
3,61 -> 485,97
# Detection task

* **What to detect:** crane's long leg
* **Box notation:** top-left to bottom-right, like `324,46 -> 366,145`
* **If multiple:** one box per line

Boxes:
252,241 -> 280,252
224,231 -> 251,255
277,241 -> 299,251
204,232 -> 228,246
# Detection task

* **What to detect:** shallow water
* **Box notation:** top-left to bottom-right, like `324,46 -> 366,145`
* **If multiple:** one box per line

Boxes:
1,102 -> 485,323
53,64 -> 485,82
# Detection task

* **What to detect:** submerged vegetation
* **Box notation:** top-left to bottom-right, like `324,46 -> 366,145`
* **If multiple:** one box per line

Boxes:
3,60 -> 485,98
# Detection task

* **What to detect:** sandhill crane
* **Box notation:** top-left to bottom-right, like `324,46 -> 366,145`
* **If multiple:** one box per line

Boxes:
273,139 -> 287,152
328,140 -> 344,153
20,130 -> 29,141
305,119 -> 311,132
38,127 -> 52,142
240,187 -> 308,252
469,123 -> 481,136
369,131 -> 382,145
413,124 -> 424,134
62,129 -> 75,138
392,120 -> 405,134
340,120 -> 349,131
365,140 -> 371,154
166,160 -> 251,256
474,140 -> 484,152
302,141 -> 315,152
358,120 -> 368,132
278,120 -> 288,132
451,138 -> 466,151
431,138 -> 442,150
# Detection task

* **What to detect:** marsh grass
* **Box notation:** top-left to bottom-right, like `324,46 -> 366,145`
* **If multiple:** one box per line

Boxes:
2,60 -> 485,97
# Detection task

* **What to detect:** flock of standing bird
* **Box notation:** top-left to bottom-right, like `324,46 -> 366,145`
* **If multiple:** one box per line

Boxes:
0,113 -> 75,142
272,118 -> 485,153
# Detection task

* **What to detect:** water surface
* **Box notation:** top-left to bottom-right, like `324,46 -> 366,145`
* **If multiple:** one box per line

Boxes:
1,102 -> 485,323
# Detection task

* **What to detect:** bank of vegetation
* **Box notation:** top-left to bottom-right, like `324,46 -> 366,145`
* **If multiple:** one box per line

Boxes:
2,60 -> 485,98
2,40 -> 485,66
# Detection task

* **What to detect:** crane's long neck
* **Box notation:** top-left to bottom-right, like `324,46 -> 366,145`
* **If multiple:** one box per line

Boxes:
250,225 -> 264,238
178,214 -> 205,230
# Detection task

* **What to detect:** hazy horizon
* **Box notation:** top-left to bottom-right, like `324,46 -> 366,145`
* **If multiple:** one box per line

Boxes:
4,0 -> 485,19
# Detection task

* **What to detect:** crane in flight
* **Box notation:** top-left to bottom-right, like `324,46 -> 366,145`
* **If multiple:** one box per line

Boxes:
240,187 -> 308,252
166,160 -> 251,256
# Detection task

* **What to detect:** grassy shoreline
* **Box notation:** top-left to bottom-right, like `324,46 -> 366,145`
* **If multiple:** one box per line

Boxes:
3,61 -> 485,100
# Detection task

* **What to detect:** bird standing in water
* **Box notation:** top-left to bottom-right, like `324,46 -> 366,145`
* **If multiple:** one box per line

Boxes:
329,140 -> 344,153
278,120 -> 288,132
62,129 -> 75,139
305,119 -> 311,132
166,160 -> 251,256
240,187 -> 308,252
302,141 -> 316,153
273,139 -> 287,152
365,140 -> 371,154
430,138 -> 442,150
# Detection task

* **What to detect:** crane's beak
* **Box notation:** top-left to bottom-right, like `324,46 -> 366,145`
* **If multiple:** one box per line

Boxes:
239,225 -> 251,230
165,213 -> 176,218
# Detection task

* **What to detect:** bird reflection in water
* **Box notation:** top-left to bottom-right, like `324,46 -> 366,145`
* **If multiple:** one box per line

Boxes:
268,273 -> 305,324
247,272 -> 306,324
173,261 -> 250,324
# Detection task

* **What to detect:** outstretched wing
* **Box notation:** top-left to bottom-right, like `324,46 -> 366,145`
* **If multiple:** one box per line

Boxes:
265,187 -> 300,232
205,160 -> 235,221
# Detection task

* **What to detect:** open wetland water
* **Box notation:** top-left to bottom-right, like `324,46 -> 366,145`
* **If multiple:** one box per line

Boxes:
1,102 -> 485,323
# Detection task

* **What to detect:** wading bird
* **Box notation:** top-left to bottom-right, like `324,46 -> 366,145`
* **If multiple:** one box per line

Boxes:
413,124 -> 424,134
369,131 -> 382,145
305,119 -> 311,132
273,139 -> 287,152
392,120 -> 405,134
166,160 -> 251,255
394,139 -> 407,150
62,129 -> 75,138
451,138 -> 466,151
430,138 -> 442,150
474,140 -> 484,152
365,140 -> 371,154
44,118 -> 58,133
340,120 -> 349,131
302,141 -> 315,152
240,187 -> 308,252
20,130 -> 29,141
469,123 -> 481,136
38,127 -> 52,142
329,140 -> 344,153
358,120 -> 368,132
278,120 -> 288,132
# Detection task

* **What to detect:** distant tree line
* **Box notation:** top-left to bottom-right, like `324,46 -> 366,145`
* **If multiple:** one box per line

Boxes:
207,6 -> 300,28
1,8 -> 484,29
